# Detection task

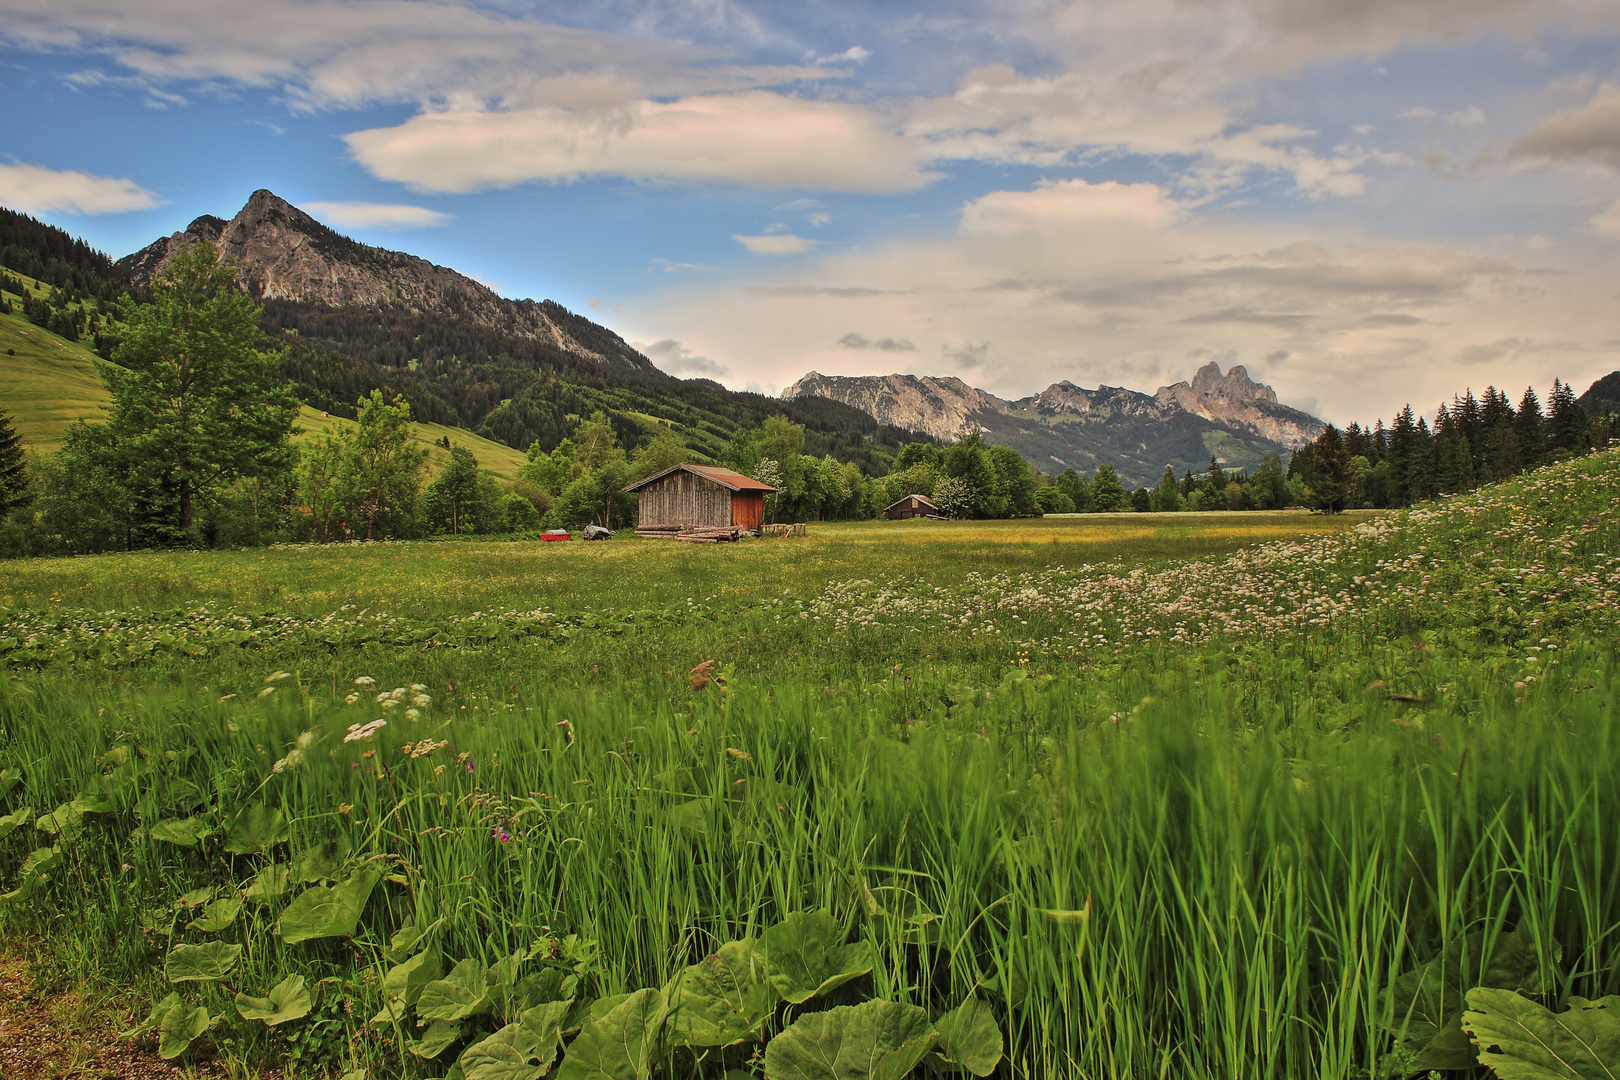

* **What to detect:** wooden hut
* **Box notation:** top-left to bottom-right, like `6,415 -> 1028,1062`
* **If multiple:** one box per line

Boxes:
884,493 -> 940,520
624,464 -> 777,540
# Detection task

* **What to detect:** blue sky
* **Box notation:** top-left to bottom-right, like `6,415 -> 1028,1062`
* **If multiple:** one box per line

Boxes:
3,0 -> 1618,424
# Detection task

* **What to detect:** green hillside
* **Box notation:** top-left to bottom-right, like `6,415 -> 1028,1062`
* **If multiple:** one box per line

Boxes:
0,309 -> 110,454
1,307 -> 527,476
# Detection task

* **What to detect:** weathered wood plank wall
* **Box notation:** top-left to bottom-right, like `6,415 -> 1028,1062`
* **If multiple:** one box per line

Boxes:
637,472 -> 733,527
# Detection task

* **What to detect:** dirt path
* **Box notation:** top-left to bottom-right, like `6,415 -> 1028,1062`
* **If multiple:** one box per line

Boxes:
0,948 -> 224,1080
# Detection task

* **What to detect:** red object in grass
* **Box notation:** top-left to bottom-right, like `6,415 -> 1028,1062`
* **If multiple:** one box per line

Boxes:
540,529 -> 572,542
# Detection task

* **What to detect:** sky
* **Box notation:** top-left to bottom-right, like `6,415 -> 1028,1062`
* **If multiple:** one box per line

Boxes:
3,0 -> 1619,426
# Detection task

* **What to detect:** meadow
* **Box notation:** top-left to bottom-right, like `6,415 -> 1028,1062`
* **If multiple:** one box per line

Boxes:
0,456 -> 1617,1080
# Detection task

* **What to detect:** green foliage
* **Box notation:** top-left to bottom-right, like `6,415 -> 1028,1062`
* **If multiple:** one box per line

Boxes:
762,999 -> 936,1080
756,911 -> 875,1004
105,240 -> 299,537
341,390 -> 429,540
236,974 -> 314,1026
555,987 -> 668,1080
277,869 -> 382,944
1462,990 -> 1620,1080
1384,923 -> 1561,1070
165,940 -> 243,982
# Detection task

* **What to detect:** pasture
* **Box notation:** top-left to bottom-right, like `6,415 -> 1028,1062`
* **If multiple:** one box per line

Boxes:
0,461 -> 1617,1079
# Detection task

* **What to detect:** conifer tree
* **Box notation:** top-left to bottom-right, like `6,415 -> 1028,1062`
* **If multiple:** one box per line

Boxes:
1304,425 -> 1351,513
1547,378 -> 1593,456
1514,386 -> 1547,467
0,409 -> 32,521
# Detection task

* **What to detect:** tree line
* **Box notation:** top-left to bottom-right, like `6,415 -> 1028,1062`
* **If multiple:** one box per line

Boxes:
1292,382 -> 1614,513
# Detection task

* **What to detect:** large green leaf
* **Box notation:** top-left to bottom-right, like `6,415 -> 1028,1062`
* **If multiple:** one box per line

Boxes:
381,949 -> 445,1010
124,990 -> 182,1040
763,999 -> 936,1080
555,987 -> 668,1080
458,1001 -> 572,1080
1386,924 -> 1561,1071
278,869 -> 381,944
929,998 -> 1003,1076
666,938 -> 775,1048
0,766 -> 20,801
757,912 -> 875,1005
224,803 -> 290,856
240,863 -> 291,904
419,959 -> 494,1023
295,831 -> 352,882
235,974 -> 313,1027
166,941 -> 243,982
149,816 -> 209,847
187,897 -> 242,933
0,805 -> 33,840
35,801 -> 83,837
1462,989 -> 1620,1080
158,999 -> 212,1059
410,1019 -> 464,1059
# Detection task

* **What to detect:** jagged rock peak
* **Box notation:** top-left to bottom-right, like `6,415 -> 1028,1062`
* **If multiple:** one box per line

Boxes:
116,189 -> 663,377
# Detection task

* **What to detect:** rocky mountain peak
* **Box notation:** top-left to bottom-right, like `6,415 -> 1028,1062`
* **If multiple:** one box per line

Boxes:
117,189 -> 662,377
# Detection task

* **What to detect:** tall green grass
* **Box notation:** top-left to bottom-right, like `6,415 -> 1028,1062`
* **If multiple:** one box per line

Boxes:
0,448 -> 1617,1077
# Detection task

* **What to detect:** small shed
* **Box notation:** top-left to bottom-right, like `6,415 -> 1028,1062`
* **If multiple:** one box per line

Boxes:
623,463 -> 777,533
885,494 -> 939,520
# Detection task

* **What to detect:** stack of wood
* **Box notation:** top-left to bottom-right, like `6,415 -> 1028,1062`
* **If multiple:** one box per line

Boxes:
635,524 -> 749,542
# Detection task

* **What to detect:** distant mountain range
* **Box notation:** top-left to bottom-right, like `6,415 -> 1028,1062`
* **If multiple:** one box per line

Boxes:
783,363 -> 1326,486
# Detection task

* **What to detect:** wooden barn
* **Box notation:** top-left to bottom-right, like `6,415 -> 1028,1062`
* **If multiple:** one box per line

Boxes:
624,464 -> 777,539
885,493 -> 940,520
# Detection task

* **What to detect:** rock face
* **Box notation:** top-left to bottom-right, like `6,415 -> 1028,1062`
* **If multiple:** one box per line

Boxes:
118,190 -> 661,377
1151,361 -> 1319,448
783,362 -> 1327,485
782,372 -> 1008,441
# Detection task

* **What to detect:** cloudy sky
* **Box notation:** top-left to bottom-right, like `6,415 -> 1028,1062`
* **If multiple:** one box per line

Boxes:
4,0 -> 1619,424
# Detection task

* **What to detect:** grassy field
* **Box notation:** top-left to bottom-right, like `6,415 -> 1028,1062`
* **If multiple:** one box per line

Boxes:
0,305 -> 528,476
0,456 -> 1617,1079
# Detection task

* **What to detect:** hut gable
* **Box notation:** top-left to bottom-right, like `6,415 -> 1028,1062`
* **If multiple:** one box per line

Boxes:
884,493 -> 940,520
623,463 -> 776,532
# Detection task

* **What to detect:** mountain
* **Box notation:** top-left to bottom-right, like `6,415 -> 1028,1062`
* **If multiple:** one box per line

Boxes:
1579,370 -> 1620,417
119,189 -> 661,378
782,362 -> 1326,486
109,191 -> 923,472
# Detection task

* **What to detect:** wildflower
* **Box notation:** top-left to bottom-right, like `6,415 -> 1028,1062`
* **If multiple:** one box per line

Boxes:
411,693 -> 432,708
338,803 -> 352,815
466,760 -> 477,773
491,827 -> 512,843
405,708 -> 420,720
411,683 -> 428,692
257,687 -> 277,699
344,693 -> 360,705
433,765 -> 446,777
217,693 -> 236,703
264,671 -> 293,685
344,719 -> 387,743
354,676 -> 376,686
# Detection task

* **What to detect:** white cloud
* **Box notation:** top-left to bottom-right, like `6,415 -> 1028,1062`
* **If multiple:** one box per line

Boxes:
1510,81 -> 1620,171
1400,106 -> 1438,119
734,233 -> 818,255
638,338 -> 730,379
0,162 -> 161,215
346,91 -> 934,194
812,46 -> 871,66
624,175 -> 1619,428
300,200 -> 449,230
1448,105 -> 1487,126
1593,196 -> 1620,238
961,179 -> 1181,234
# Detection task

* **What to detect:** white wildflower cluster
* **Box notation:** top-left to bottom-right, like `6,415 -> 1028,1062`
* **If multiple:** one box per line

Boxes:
272,730 -> 317,772
400,738 -> 450,760
375,685 -> 433,712
344,719 -> 388,743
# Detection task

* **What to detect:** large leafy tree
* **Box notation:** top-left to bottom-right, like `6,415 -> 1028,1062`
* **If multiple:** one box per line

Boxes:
340,390 -> 429,540
106,241 -> 299,537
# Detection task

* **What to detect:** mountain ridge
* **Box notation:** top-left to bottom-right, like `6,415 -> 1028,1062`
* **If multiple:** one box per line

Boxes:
118,190 -> 664,379
783,363 -> 1326,485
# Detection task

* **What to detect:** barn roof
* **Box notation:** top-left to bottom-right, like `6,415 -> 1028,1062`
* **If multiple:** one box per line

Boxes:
622,462 -> 778,494
883,493 -> 937,511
